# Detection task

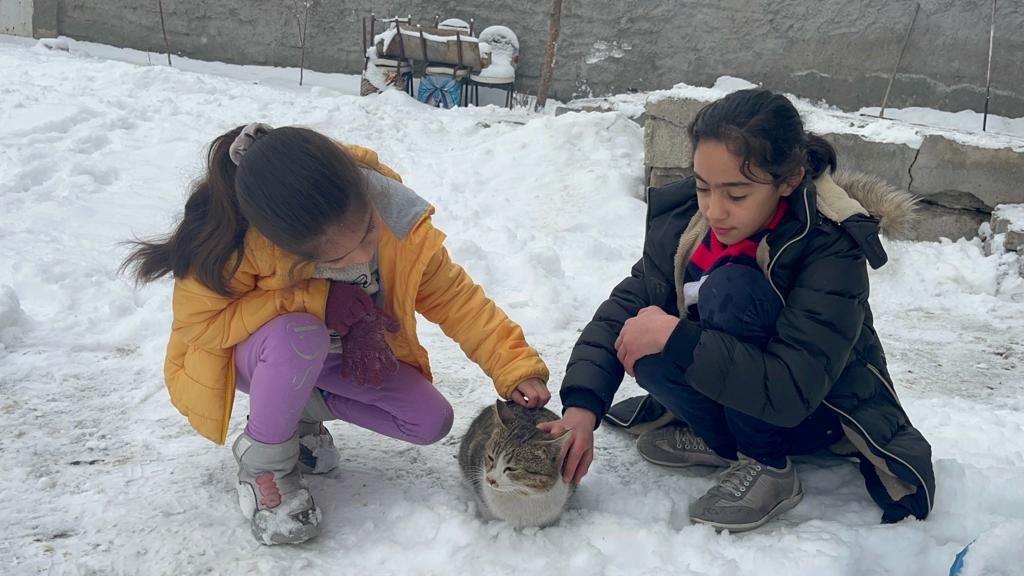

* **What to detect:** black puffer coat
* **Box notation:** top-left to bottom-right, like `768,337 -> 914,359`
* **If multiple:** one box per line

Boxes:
560,172 -> 935,523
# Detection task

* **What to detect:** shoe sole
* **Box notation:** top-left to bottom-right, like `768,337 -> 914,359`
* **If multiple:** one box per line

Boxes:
689,490 -> 804,533
252,506 -> 322,545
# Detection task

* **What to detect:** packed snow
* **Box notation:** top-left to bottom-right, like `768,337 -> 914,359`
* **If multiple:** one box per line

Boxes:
994,205 -> 1024,233
2,35 -> 1023,576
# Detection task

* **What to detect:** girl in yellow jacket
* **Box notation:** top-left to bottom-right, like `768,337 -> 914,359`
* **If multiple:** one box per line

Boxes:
123,124 -> 550,545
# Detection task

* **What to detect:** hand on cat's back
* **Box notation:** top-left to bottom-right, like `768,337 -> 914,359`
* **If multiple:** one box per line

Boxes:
510,377 -> 551,408
537,407 -> 596,484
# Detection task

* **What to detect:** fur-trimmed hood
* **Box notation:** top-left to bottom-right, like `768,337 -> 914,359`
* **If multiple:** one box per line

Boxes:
821,170 -> 919,240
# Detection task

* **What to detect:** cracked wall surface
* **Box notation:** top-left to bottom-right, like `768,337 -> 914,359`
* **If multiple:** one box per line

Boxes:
37,0 -> 1024,116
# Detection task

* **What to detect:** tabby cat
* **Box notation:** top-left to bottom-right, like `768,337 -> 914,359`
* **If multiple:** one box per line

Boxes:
458,400 -> 573,527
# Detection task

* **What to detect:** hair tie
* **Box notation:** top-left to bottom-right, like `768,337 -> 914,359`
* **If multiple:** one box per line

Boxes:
228,122 -> 274,166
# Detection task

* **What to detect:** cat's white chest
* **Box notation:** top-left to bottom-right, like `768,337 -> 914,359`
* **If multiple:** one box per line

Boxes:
479,480 -> 572,528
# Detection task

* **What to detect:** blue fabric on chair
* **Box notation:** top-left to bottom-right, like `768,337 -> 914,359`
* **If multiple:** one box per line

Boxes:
417,74 -> 462,108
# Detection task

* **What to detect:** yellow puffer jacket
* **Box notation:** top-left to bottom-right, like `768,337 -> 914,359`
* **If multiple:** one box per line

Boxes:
164,145 -> 549,444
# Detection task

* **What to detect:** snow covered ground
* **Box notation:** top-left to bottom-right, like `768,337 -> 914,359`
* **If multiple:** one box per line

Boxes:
2,36 -> 1023,576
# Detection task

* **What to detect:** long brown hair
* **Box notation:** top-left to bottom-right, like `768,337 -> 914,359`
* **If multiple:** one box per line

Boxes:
121,125 -> 369,295
688,88 -> 837,184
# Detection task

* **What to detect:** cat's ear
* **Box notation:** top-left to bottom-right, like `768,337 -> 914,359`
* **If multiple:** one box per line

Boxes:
541,428 -> 571,444
494,399 -> 515,430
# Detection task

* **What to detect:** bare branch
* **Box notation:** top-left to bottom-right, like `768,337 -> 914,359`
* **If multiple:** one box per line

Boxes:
287,0 -> 320,86
157,0 -> 172,66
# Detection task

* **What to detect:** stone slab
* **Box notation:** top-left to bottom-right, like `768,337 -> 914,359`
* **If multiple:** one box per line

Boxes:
904,201 -> 988,242
824,133 -> 915,193
911,135 -> 1024,208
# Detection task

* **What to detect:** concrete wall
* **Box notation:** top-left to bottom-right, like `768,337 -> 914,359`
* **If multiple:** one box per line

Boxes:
43,0 -> 1024,117
644,96 -> 1024,242
1,0 -> 34,36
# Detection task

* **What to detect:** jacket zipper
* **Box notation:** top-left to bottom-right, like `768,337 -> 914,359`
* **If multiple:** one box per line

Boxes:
642,186 -> 652,280
765,185 -> 812,305
822,399 -> 933,512
866,363 -> 902,408
768,187 -> 932,512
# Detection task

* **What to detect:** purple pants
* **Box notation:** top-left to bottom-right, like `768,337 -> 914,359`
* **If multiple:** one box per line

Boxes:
234,313 -> 454,445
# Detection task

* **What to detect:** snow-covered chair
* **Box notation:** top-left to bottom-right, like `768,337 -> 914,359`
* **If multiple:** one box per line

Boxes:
361,14 -> 414,95
423,17 -> 476,82
415,17 -> 477,108
464,26 -> 518,108
435,17 -> 474,35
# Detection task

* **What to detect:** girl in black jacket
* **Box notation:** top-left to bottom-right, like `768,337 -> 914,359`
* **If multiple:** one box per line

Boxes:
539,89 -> 935,532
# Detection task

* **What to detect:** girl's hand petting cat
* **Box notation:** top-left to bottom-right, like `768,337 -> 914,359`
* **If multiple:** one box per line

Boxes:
511,377 -> 551,408
615,305 -> 680,376
537,407 -> 596,484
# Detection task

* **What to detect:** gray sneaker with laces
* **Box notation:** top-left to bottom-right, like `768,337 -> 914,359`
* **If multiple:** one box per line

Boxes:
636,424 -> 735,468
688,453 -> 803,532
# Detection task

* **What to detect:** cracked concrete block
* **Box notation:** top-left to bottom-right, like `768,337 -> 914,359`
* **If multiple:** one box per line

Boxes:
910,136 -> 1024,209
646,98 -> 708,128
639,99 -> 1019,243
644,117 -> 691,169
643,98 -> 923,193
643,98 -> 707,169
1006,231 -> 1024,253
647,166 -> 692,188
823,133 -> 915,193
904,201 -> 988,242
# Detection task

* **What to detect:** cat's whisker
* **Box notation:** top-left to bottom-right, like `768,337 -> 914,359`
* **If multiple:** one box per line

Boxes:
470,470 -> 487,486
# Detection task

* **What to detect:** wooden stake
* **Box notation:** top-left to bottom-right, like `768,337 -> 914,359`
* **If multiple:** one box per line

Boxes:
983,0 -> 997,131
299,2 -> 310,85
535,0 -> 564,112
879,2 -> 920,118
157,0 -> 172,66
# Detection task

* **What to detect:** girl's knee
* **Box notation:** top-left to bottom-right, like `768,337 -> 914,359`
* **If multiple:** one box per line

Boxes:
698,265 -> 782,340
634,355 -> 670,390
703,265 -> 774,301
404,400 -> 454,446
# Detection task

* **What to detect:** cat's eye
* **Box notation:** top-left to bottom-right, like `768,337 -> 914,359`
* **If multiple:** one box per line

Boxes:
503,467 -> 519,474
485,454 -> 494,465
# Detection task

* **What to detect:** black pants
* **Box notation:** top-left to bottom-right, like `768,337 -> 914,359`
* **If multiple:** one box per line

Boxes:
636,265 -> 842,467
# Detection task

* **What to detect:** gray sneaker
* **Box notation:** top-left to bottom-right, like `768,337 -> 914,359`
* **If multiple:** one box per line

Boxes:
688,453 -> 803,532
233,432 -> 322,545
636,424 -> 734,468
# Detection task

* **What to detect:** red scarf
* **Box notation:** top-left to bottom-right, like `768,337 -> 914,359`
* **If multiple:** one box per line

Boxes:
687,199 -> 788,278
